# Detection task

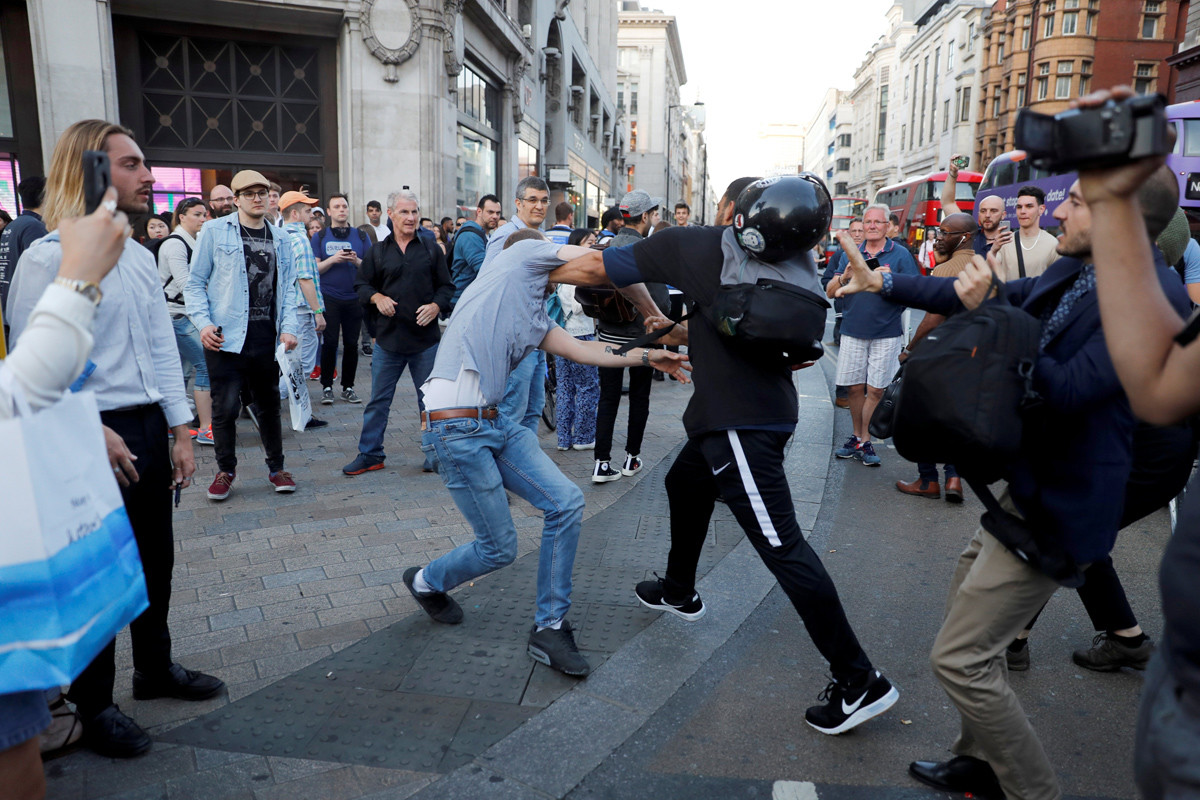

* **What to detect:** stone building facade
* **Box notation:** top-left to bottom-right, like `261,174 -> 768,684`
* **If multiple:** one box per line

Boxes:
0,0 -> 623,225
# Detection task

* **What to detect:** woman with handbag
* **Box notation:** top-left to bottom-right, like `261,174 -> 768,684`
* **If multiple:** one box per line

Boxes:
0,189 -> 129,800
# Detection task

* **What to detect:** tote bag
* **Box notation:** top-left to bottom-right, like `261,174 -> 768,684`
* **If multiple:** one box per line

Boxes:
276,342 -> 312,432
0,374 -> 149,692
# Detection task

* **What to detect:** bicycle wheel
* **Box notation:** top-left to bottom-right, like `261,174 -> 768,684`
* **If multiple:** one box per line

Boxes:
541,356 -> 558,431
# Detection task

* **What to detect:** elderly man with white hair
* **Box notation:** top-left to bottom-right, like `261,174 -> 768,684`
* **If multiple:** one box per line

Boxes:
343,188 -> 454,476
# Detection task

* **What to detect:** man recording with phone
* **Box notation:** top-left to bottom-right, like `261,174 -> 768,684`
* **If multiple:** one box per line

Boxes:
942,155 -> 1011,257
994,186 -> 1058,281
834,103 -> 1190,796
7,120 -> 220,760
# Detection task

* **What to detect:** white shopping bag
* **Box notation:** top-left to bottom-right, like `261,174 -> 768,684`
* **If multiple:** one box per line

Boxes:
0,373 -> 148,692
276,342 -> 312,432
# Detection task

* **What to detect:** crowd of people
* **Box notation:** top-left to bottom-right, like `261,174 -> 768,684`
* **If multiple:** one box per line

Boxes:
2,82 -> 1199,800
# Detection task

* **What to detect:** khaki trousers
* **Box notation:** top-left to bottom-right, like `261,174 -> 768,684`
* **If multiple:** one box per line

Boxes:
931,497 -> 1063,800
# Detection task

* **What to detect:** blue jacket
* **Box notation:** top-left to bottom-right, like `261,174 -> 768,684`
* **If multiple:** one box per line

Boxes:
886,251 -> 1191,564
185,215 -> 299,354
449,220 -> 488,308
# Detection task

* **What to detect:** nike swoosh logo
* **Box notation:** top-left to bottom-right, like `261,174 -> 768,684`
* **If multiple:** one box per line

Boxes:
712,462 -> 731,475
842,692 -> 867,715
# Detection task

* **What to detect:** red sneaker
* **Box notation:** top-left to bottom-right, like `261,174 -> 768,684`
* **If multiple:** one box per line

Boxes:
308,366 -> 321,381
268,471 -> 297,493
207,472 -> 235,501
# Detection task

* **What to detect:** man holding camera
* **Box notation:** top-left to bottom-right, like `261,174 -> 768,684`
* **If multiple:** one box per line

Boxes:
835,133 -> 1189,798
1076,85 -> 1200,800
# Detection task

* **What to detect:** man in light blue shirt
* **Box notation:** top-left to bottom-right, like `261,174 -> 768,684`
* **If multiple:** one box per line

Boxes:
404,229 -> 687,678
484,177 -> 553,435
279,190 -> 329,429
545,201 -> 575,246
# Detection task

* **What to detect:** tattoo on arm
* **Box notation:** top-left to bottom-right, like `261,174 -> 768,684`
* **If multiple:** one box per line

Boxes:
603,345 -> 628,358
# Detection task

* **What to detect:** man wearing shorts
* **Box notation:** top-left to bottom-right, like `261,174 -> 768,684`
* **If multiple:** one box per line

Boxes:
826,202 -> 918,466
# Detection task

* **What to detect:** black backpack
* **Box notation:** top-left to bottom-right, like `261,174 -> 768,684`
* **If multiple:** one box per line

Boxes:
147,234 -> 193,305
885,286 -> 1041,482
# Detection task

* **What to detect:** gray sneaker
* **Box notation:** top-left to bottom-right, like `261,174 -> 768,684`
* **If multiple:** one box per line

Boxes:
321,387 -> 334,405
527,621 -> 590,677
1073,633 -> 1154,672
342,387 -> 362,404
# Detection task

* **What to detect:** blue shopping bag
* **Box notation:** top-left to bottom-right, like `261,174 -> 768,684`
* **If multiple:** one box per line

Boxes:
0,377 -> 149,693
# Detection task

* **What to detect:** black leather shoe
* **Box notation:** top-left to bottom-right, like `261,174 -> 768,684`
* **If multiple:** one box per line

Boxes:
132,663 -> 225,701
909,756 -> 1005,799
82,704 -> 151,758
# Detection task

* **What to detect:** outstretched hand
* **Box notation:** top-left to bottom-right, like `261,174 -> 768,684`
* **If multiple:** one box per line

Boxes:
644,314 -> 689,346
832,230 -> 884,298
647,350 -> 692,383
1074,85 -> 1175,206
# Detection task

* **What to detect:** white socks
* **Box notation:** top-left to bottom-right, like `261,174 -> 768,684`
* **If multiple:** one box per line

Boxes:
536,619 -> 563,632
413,568 -> 434,595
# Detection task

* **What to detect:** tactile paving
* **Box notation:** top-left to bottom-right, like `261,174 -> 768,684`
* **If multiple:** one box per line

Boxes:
444,699 -> 537,762
399,636 -> 533,704
290,620 -> 437,691
575,603 -> 661,653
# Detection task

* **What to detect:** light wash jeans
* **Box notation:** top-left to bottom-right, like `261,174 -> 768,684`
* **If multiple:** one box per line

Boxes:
499,350 -> 546,436
296,308 -> 321,376
172,315 -> 210,390
358,342 -> 438,465
420,412 -> 584,627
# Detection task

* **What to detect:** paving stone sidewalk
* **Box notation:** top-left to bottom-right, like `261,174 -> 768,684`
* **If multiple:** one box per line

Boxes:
43,360 -> 714,799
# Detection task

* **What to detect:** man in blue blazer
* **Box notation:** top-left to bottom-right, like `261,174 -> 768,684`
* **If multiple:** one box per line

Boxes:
833,170 -> 1190,800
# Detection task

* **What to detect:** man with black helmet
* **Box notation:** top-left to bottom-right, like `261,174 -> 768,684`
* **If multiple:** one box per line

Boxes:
549,175 -> 899,736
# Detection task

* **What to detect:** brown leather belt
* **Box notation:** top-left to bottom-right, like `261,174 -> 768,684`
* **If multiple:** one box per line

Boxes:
427,407 -> 499,422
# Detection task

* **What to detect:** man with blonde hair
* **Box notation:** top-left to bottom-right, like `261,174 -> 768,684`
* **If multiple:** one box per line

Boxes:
8,119 -> 221,759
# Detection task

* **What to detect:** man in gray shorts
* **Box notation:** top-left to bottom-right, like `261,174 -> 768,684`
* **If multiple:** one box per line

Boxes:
402,228 -> 688,676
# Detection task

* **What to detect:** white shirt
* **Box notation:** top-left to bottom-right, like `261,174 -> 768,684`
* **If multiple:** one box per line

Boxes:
0,284 -> 96,416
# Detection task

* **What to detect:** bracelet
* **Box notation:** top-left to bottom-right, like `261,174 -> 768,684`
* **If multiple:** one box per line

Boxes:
641,349 -> 651,367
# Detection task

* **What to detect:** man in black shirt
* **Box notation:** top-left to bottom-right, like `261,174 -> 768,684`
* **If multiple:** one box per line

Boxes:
549,177 -> 898,736
343,189 -> 454,476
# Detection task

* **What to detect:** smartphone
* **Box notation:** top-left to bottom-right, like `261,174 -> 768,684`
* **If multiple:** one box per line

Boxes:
953,155 -> 970,170
865,257 -> 881,271
998,219 -> 1011,234
82,150 -> 111,214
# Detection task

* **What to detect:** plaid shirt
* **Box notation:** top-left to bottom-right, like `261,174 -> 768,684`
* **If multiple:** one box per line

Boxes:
284,221 -> 323,313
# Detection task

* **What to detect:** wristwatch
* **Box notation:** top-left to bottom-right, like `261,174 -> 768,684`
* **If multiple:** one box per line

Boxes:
53,277 -> 103,306
641,349 -> 651,367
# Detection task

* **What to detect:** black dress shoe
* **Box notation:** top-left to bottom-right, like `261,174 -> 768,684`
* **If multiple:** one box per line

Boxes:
909,756 -> 1005,799
82,704 -> 151,758
305,416 -> 329,430
132,663 -> 225,701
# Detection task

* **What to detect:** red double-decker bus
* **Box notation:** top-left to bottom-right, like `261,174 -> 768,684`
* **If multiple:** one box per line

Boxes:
819,196 -> 868,263
873,169 -> 983,264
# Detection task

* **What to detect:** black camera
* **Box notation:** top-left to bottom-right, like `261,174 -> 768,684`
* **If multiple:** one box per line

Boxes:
1014,93 -> 1169,171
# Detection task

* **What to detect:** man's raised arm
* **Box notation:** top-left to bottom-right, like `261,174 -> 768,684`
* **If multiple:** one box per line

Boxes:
942,156 -> 964,216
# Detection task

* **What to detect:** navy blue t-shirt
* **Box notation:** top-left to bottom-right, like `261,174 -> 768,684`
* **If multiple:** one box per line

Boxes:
834,238 -> 919,339
312,226 -> 371,301
972,230 -> 991,257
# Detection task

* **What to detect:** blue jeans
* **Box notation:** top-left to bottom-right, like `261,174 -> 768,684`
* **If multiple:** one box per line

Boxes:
172,315 -> 209,390
499,350 -> 546,436
918,462 -> 958,483
358,343 -> 439,460
421,413 -> 584,627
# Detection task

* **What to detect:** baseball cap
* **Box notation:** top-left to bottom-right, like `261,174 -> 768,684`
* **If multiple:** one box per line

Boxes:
279,190 -> 318,211
230,170 -> 271,194
312,206 -> 325,216
619,190 -> 660,219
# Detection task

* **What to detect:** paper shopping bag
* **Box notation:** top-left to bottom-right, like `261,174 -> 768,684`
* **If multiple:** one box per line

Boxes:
276,342 -> 312,432
0,383 -> 149,693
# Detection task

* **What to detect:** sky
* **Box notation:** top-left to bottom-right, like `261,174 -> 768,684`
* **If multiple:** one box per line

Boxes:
643,0 -> 898,199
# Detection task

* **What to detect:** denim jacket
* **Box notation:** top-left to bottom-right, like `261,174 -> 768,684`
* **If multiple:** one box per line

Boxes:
185,214 -> 299,354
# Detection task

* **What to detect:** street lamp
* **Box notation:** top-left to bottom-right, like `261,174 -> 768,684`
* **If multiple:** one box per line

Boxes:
666,101 -> 704,220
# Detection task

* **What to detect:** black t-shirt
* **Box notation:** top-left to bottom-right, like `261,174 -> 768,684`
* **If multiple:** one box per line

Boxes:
1161,471 -> 1200,696
241,223 -> 277,355
602,225 -> 799,437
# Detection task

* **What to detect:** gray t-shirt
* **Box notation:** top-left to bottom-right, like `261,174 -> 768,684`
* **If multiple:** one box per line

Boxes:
427,238 -> 563,404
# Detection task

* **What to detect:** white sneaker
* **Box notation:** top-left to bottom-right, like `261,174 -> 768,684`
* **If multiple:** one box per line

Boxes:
621,454 -> 643,477
572,441 -> 595,451
592,460 -> 621,483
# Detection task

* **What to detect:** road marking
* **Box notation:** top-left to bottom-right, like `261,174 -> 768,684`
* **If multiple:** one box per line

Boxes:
773,781 -> 819,800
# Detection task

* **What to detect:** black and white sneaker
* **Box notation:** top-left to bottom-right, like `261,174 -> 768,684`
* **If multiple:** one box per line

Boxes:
804,670 -> 899,735
592,460 -> 621,483
621,453 -> 643,477
527,621 -> 591,677
635,575 -> 706,621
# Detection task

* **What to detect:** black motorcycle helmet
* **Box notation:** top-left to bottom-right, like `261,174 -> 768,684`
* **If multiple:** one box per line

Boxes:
733,173 -> 833,263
